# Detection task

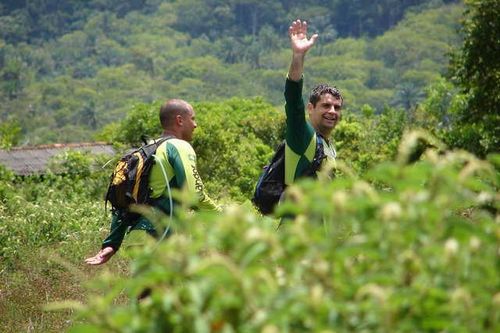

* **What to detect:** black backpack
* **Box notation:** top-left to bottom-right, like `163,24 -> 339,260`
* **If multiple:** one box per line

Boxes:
105,136 -> 172,222
252,135 -> 326,215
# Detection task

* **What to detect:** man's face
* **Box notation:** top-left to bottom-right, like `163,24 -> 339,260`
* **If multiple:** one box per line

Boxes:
308,93 -> 342,136
180,105 -> 197,142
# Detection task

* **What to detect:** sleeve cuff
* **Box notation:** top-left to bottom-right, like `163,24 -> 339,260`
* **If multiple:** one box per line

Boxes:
285,77 -> 304,102
286,74 -> 303,83
102,242 -> 120,252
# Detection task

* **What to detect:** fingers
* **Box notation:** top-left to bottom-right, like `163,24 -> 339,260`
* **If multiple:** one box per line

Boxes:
84,255 -> 103,265
310,33 -> 319,44
84,255 -> 101,265
288,19 -> 308,37
85,253 -> 104,265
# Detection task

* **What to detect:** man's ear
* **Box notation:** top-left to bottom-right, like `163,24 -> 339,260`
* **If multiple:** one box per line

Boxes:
175,114 -> 183,126
307,102 -> 314,115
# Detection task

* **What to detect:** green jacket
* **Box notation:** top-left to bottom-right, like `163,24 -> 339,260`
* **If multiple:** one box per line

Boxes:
284,78 -> 336,185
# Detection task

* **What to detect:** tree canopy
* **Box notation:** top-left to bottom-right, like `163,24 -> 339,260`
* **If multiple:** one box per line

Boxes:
448,0 -> 500,156
0,1 -> 464,147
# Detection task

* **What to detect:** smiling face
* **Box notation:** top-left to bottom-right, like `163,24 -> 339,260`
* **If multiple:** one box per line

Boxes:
307,93 -> 342,137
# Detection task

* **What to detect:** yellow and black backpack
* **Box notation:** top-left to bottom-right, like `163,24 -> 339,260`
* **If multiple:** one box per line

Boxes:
105,136 -> 172,221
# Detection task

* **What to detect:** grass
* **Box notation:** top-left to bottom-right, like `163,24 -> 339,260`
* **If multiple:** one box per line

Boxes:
0,228 -> 130,332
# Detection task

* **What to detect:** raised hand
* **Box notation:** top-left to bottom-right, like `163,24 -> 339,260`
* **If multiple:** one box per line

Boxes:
85,246 -> 116,265
289,19 -> 318,55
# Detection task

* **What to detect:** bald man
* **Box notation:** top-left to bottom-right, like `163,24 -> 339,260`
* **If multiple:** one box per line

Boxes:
86,99 -> 219,265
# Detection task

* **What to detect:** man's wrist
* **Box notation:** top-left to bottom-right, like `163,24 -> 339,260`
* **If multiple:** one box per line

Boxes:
286,74 -> 303,83
292,50 -> 306,57
102,243 -> 119,252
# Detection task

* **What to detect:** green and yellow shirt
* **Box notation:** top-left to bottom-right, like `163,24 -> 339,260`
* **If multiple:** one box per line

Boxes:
284,78 -> 336,185
102,138 -> 219,250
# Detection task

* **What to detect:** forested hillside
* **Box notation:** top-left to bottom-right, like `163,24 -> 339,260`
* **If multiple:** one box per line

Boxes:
1,0 -> 462,145
1,1 -> 499,332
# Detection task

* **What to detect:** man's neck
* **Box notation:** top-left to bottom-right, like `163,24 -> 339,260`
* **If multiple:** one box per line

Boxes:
314,127 -> 332,142
162,129 -> 178,139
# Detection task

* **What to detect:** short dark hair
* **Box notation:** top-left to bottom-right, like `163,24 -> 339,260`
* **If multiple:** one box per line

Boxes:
159,99 -> 191,128
309,84 -> 343,107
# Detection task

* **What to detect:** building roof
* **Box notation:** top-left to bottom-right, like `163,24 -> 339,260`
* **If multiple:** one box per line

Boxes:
0,142 -> 115,176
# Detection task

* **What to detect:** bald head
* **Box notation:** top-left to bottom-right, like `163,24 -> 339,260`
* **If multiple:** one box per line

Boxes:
159,99 -> 192,129
159,98 -> 197,141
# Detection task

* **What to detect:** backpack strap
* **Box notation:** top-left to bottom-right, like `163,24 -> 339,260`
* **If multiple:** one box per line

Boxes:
150,134 -> 177,244
312,133 -> 327,168
151,135 -> 173,146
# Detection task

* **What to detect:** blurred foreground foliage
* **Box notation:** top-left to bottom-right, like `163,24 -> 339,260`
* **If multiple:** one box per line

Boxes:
49,133 -> 498,333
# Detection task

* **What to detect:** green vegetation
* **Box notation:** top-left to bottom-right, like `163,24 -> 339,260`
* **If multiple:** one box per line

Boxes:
69,146 -> 497,332
1,1 -> 499,332
1,0 -> 463,145
102,97 -> 284,201
1,134 -> 497,332
0,152 -> 116,332
447,0 -> 500,156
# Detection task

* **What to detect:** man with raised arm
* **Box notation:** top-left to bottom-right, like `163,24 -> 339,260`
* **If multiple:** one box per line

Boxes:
284,19 -> 343,185
85,99 -> 219,265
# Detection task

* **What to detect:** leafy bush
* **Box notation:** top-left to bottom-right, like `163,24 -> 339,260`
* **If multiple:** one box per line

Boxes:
63,134 -> 498,332
0,164 -> 14,202
335,106 -> 409,173
192,97 -> 284,200
0,150 -> 110,267
102,97 -> 285,201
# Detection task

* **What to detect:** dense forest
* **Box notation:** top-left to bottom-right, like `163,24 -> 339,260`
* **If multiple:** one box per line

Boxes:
2,0 -> 480,148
